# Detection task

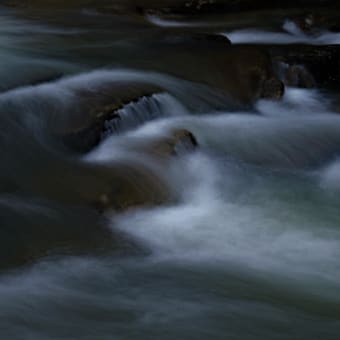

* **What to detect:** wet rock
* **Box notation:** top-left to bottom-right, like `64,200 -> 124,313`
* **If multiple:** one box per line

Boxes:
55,82 -> 162,152
7,0 -> 339,16
269,45 -> 340,90
124,129 -> 199,159
284,64 -> 316,88
55,41 -> 277,154
0,124 -> 172,212
133,44 -> 284,105
138,0 -> 339,15
288,11 -> 340,34
261,77 -> 285,99
26,157 -> 173,212
94,162 -> 173,211
289,14 -> 321,34
276,58 -> 316,89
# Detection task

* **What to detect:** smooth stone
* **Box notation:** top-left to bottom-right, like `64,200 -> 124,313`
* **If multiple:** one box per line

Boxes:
121,128 -> 199,159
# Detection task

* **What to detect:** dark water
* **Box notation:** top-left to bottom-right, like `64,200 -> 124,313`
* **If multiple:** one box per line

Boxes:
1,5 -> 340,340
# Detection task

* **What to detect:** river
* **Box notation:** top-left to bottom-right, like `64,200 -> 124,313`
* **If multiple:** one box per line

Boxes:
0,4 -> 340,339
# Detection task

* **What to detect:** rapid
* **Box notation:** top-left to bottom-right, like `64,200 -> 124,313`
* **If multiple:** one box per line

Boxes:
0,4 -> 340,339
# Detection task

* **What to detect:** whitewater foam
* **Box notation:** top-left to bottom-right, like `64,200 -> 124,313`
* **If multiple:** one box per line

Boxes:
223,20 -> 340,45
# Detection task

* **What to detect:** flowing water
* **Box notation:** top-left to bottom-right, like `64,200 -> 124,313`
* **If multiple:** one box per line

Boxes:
223,20 -> 340,44
1,6 -> 340,340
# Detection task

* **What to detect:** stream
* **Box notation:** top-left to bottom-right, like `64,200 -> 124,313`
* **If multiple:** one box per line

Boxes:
0,4 -> 340,339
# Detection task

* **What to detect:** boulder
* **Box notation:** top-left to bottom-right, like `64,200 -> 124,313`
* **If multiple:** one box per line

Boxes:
0,123 -> 173,212
283,64 -> 316,88
24,157 -> 173,212
53,82 -> 162,152
132,44 -> 284,105
122,128 -> 198,159
287,12 -> 340,34
269,45 -> 340,90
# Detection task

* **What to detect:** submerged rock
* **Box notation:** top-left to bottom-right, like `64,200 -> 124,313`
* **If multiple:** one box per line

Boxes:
0,121 -> 173,213
27,157 -> 173,212
0,72 -> 64,94
0,199 -> 144,271
5,126 -> 199,213
0,128 -> 198,272
56,130 -> 198,210
122,128 -> 199,159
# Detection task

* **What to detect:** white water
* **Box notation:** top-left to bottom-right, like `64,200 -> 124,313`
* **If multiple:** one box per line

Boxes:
256,87 -> 332,117
114,151 -> 340,292
0,70 -> 340,339
146,14 -> 225,28
87,86 -> 340,300
224,20 -> 340,45
0,69 -> 229,112
1,10 -> 340,339
146,15 -> 340,45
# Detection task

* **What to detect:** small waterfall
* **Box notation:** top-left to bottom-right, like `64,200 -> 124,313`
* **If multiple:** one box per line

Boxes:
0,68 -> 232,134
101,93 -> 188,138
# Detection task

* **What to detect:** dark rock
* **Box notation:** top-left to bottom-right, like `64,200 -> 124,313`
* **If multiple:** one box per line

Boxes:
0,199 -> 144,271
25,157 -> 173,212
284,64 -> 316,88
288,12 -> 340,34
54,82 -> 162,152
138,0 -> 340,15
0,126 -> 172,212
269,45 -> 340,90
133,44 -> 284,105
261,77 -> 285,99
55,44 -> 279,154
6,0 -> 339,15
125,129 -> 199,159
